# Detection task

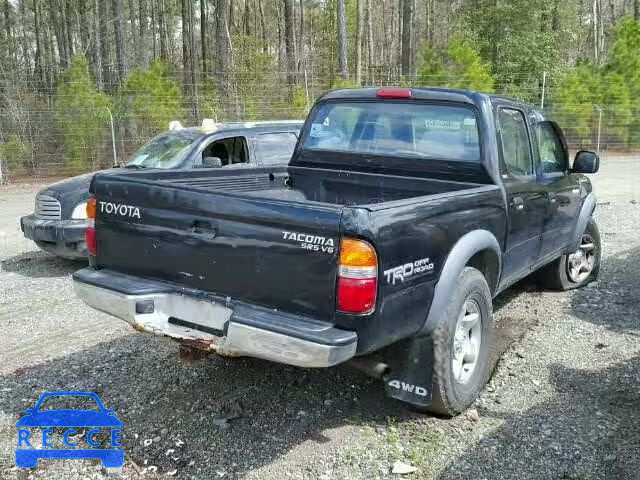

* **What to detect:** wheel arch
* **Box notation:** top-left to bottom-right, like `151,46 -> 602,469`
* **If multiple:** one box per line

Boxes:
570,192 -> 596,251
419,229 -> 501,336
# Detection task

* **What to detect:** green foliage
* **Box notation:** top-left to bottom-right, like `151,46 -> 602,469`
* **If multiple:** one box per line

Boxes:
607,18 -> 640,147
463,0 -> 578,102
232,35 -> 280,120
119,60 -> 184,139
553,18 -> 640,147
417,35 -> 495,92
553,64 -> 602,144
54,55 -> 112,171
0,134 -> 31,170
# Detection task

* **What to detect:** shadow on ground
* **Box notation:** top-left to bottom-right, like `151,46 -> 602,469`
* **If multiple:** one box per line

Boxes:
1,250 -> 84,278
570,246 -> 640,333
440,355 -> 640,480
0,333 -> 412,478
439,247 -> 640,480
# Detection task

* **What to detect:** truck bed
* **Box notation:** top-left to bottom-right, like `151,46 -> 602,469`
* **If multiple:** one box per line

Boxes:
112,165 -> 483,209
89,165 -> 499,327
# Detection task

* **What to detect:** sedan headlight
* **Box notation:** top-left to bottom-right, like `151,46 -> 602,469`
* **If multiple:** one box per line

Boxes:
71,202 -> 88,219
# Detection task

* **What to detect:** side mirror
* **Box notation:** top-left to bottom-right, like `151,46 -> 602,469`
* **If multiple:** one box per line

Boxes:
573,150 -> 599,174
200,156 -> 223,168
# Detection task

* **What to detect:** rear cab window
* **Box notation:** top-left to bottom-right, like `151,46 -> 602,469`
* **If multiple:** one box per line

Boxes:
301,102 -> 481,162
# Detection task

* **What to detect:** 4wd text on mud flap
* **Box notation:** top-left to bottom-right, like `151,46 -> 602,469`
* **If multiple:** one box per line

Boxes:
387,380 -> 429,396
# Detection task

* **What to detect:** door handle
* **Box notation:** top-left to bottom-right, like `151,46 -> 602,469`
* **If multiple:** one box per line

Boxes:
511,196 -> 524,210
191,220 -> 218,239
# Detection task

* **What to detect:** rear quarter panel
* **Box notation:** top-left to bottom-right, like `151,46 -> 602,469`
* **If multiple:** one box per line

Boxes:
338,186 -> 506,354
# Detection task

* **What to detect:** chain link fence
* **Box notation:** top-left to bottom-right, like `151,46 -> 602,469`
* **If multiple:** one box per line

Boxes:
0,70 -> 638,196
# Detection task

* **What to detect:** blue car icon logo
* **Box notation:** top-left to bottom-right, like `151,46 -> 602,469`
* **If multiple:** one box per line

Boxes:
15,391 -> 123,468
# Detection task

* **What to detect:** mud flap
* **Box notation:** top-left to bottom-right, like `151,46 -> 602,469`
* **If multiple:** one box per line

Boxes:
383,336 -> 434,408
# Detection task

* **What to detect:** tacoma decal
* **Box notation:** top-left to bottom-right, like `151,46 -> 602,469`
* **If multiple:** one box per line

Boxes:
384,258 -> 434,285
99,202 -> 141,219
282,231 -> 335,254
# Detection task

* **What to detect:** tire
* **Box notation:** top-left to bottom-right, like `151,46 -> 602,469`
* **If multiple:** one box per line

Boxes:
426,267 -> 494,416
539,217 -> 601,291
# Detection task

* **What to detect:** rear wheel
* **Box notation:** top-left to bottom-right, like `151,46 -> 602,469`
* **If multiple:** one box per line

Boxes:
426,267 -> 493,416
539,217 -> 601,291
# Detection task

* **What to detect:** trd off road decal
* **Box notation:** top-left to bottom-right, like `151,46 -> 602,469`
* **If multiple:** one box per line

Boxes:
282,231 -> 336,254
384,258 -> 434,285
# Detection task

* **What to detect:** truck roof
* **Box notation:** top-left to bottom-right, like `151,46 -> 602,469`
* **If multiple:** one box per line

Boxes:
176,120 -> 304,138
317,87 -> 540,115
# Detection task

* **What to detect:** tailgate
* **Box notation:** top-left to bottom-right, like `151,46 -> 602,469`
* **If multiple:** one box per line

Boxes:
92,176 -> 343,319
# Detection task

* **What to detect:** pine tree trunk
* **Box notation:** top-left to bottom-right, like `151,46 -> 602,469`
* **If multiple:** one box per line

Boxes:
216,0 -> 232,114
366,0 -> 373,82
635,0 -> 639,20
33,1 -> 44,89
337,0 -> 348,80
159,0 -> 167,60
189,0 -> 199,119
139,0 -> 149,67
98,0 -> 110,86
48,0 -> 67,69
355,0 -> 363,85
284,0 -> 297,95
112,0 -> 129,82
401,0 -> 413,77
93,0 -> 103,90
258,0 -> 267,53
201,0 -> 207,75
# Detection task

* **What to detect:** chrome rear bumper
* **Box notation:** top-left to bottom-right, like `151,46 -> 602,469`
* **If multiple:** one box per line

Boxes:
73,268 -> 357,368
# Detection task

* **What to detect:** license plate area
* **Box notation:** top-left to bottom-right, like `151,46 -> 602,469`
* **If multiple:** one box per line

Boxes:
157,294 -> 233,338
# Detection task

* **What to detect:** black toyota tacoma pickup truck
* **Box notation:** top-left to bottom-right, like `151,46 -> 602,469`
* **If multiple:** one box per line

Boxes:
73,88 -> 600,415
20,120 -> 302,259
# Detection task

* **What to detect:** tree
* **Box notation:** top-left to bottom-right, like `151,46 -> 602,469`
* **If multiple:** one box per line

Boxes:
401,0 -> 414,76
119,60 -> 184,140
417,35 -> 495,92
337,0 -> 348,80
216,0 -> 232,113
355,0 -> 363,85
112,0 -> 129,83
54,56 -> 112,171
284,0 -> 297,96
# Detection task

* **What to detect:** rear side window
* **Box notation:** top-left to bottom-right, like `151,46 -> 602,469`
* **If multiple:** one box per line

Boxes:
498,108 -> 534,177
302,102 -> 481,162
254,132 -> 298,163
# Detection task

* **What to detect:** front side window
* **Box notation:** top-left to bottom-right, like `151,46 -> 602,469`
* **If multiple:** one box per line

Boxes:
302,102 -> 481,162
254,132 -> 298,163
535,122 -> 567,174
498,108 -> 534,177
126,131 -> 202,169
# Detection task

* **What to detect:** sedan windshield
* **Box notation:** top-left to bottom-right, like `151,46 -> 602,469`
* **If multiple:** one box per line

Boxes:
125,131 -> 203,169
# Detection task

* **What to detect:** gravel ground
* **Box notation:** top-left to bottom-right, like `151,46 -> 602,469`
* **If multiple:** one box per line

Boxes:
0,157 -> 638,480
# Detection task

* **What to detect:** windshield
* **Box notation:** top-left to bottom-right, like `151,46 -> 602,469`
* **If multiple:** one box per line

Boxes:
125,131 -> 202,169
301,102 -> 481,162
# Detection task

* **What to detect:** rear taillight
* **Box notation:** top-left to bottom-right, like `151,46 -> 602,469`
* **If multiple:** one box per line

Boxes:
86,198 -> 97,256
337,238 -> 378,314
